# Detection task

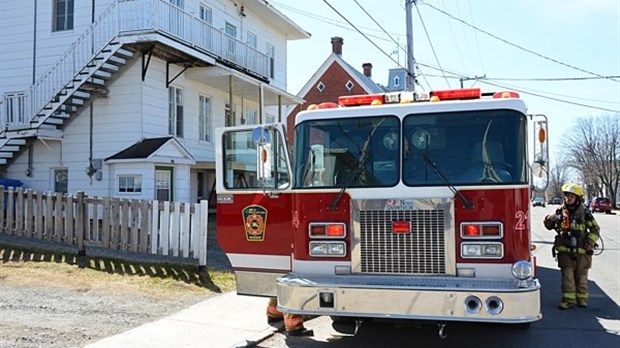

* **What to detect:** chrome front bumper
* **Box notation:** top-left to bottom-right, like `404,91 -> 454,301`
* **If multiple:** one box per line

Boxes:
277,273 -> 541,323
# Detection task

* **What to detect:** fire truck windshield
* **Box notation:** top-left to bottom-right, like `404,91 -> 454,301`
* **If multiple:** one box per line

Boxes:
293,109 -> 526,189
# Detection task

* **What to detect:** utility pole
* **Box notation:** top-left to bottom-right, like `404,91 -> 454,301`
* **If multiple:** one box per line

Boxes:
459,74 -> 486,88
405,0 -> 416,92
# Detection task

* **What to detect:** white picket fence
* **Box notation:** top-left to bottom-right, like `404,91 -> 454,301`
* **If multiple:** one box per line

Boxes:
0,187 -> 209,266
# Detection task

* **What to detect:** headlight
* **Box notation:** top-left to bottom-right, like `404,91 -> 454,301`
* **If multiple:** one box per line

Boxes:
309,241 -> 346,257
511,260 -> 533,280
461,242 -> 503,259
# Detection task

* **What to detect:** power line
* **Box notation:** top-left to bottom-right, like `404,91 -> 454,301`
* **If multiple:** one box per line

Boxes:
420,0 -> 620,83
414,2 -> 451,88
479,80 -> 620,113
321,0 -> 413,80
272,1 -> 618,113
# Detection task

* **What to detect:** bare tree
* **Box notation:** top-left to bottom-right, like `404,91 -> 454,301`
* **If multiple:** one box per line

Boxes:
561,114 -> 620,206
548,155 -> 569,199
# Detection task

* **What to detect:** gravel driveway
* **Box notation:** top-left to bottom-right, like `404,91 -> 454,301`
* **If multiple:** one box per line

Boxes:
0,217 -> 233,348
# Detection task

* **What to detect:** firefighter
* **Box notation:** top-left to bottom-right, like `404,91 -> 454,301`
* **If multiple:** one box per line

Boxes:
266,297 -> 314,336
543,183 -> 601,309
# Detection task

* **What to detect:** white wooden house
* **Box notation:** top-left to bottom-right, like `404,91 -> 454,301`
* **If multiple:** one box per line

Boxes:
0,0 -> 309,203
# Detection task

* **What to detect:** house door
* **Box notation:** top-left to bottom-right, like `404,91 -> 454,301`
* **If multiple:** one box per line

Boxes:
155,166 -> 174,201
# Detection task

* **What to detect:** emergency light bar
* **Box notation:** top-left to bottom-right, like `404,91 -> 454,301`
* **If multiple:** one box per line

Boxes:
333,88 -> 522,108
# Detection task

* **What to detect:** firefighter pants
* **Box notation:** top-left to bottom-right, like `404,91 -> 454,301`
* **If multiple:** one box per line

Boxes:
267,297 -> 305,332
557,252 -> 592,304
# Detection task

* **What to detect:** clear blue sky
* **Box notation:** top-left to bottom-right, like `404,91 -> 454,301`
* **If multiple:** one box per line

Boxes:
271,0 -> 620,162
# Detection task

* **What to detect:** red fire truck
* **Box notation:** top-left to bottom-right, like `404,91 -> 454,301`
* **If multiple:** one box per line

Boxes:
215,88 -> 549,336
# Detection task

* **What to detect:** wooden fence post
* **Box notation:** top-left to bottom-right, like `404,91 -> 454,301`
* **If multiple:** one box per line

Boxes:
198,200 -> 209,269
0,186 -> 5,234
76,191 -> 86,267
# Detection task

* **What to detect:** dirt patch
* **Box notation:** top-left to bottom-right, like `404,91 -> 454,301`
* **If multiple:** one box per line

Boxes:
0,240 -> 234,348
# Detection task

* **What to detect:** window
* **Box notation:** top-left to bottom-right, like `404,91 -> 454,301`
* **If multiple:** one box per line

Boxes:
225,22 -> 237,59
316,82 -> 325,92
4,92 -> 26,125
394,76 -> 400,87
265,113 -> 276,124
199,4 -> 212,23
168,87 -> 184,137
53,0 -> 74,31
53,168 -> 68,194
169,0 -> 183,8
156,167 -> 173,201
266,43 -> 275,79
222,128 -> 290,189
199,95 -> 212,142
345,80 -> 354,91
118,175 -> 142,193
246,32 -> 257,48
246,109 -> 256,125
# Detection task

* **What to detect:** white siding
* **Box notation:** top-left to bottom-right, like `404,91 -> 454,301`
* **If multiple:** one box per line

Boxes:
1,0 -> 304,203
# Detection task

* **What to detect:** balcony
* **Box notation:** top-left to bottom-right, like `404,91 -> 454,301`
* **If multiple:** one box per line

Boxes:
118,0 -> 270,79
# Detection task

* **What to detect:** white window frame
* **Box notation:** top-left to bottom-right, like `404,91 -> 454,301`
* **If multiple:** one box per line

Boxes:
246,109 -> 256,125
168,86 -> 184,137
169,0 -> 183,8
199,3 -> 212,23
246,32 -> 257,49
199,94 -> 212,142
4,92 -> 26,126
53,0 -> 74,31
118,175 -> 143,194
265,113 -> 276,124
266,42 -> 275,79
394,76 -> 400,87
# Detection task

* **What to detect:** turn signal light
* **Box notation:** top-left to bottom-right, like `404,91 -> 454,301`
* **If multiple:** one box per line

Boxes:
309,222 -> 346,238
461,222 -> 503,238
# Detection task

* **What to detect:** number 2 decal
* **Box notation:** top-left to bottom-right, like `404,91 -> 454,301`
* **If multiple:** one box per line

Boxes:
515,210 -> 528,230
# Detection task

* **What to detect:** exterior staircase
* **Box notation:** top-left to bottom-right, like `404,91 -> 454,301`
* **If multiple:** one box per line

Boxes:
0,2 -> 134,167
0,0 -> 273,169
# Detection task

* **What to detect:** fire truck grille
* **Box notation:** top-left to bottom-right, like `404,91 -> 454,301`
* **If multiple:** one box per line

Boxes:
359,210 -> 446,274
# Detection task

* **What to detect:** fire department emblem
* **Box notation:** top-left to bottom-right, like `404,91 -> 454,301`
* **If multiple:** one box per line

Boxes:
242,205 -> 268,241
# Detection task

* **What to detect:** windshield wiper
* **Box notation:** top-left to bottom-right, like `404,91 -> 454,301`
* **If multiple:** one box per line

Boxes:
421,153 -> 474,209
328,120 -> 384,211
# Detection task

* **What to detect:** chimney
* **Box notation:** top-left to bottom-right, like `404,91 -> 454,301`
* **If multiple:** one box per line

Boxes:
362,63 -> 373,77
331,36 -> 343,55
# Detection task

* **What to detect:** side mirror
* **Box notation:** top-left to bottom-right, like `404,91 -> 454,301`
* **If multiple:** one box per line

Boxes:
530,114 -> 549,192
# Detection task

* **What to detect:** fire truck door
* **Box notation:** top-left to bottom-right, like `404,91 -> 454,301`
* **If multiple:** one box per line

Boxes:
215,125 -> 294,297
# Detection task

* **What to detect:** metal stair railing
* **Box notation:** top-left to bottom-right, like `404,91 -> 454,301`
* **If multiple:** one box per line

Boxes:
28,1 -> 120,128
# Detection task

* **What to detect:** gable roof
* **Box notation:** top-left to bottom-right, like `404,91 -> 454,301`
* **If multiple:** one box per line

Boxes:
105,137 -> 195,164
296,53 -> 385,97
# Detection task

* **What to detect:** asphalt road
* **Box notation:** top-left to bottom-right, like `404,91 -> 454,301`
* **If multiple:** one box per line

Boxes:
258,205 -> 620,347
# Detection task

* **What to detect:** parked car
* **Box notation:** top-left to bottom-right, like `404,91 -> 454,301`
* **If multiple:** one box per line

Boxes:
590,197 -> 612,214
532,197 -> 546,207
552,197 -> 562,205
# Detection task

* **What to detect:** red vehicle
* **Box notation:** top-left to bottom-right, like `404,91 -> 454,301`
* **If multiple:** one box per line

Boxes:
215,88 -> 549,336
590,197 -> 612,214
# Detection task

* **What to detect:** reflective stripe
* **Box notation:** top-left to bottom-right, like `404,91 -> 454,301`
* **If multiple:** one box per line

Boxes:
562,292 -> 576,300
555,246 -> 587,254
576,293 -> 589,300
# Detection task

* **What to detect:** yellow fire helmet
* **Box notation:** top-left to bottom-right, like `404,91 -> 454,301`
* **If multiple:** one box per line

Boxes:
561,183 -> 584,198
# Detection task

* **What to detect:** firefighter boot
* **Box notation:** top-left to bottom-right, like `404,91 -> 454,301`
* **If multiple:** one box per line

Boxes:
577,299 -> 588,308
558,302 -> 575,310
267,298 -> 284,324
